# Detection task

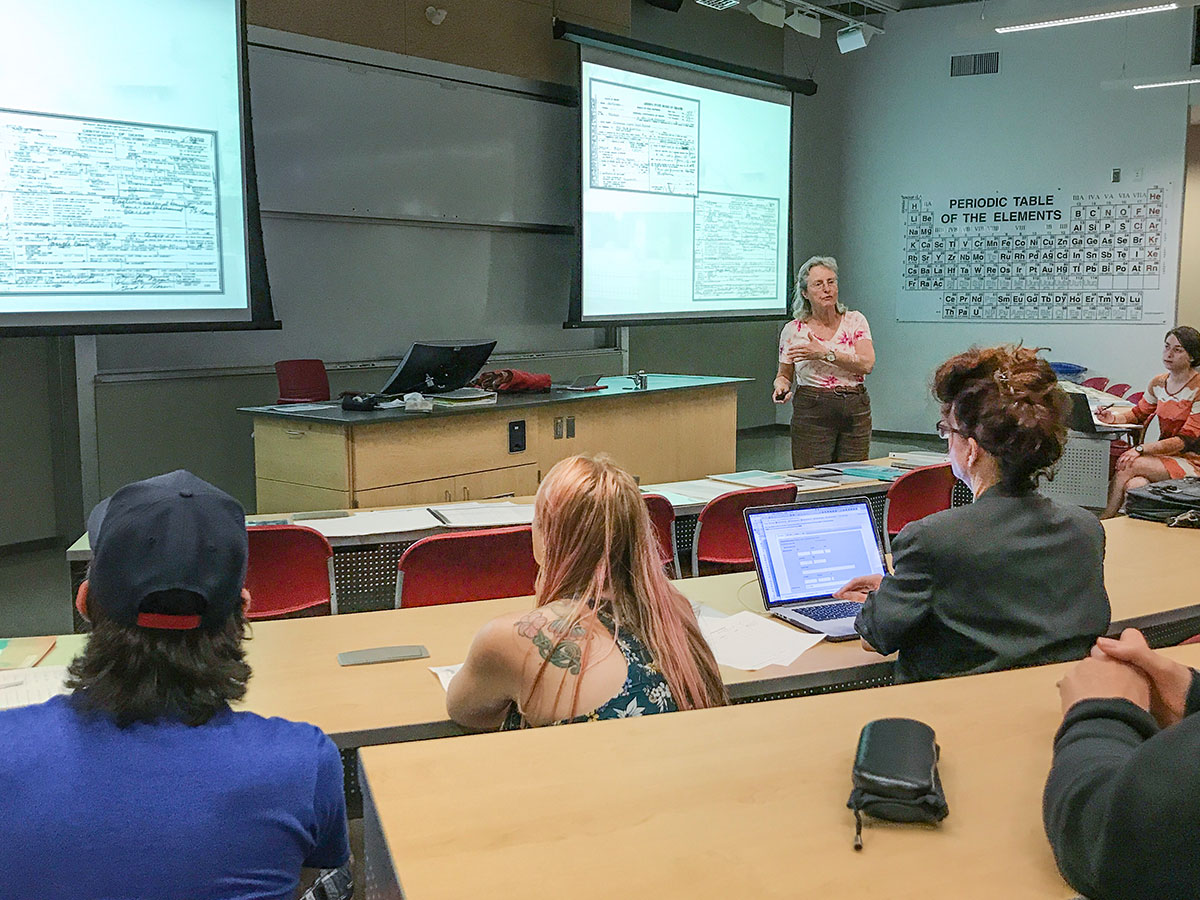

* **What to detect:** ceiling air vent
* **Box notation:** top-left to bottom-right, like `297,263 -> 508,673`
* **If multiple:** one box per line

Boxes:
950,51 -> 1000,77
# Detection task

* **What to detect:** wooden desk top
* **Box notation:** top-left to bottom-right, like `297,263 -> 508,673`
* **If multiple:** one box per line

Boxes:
360,642 -> 1200,900
38,518 -> 1200,747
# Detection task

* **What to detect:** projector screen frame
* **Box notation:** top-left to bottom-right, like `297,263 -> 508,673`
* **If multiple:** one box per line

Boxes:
555,20 -> 807,329
0,0 -> 281,337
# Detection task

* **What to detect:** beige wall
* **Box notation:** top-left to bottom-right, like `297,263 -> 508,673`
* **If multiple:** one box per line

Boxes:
1180,121 -> 1200,328
247,0 -> 631,85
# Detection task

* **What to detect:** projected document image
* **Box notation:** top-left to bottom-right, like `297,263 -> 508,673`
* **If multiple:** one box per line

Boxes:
694,193 -> 779,301
0,110 -> 222,295
579,52 -> 791,322
774,529 -> 872,597
589,80 -> 698,196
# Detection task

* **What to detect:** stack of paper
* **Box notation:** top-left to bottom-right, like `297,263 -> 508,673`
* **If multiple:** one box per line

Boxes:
697,612 -> 824,670
300,507 -> 443,538
428,388 -> 497,407
429,501 -> 535,527
888,451 -> 949,470
0,666 -> 70,711
707,470 -> 793,488
656,480 -> 741,503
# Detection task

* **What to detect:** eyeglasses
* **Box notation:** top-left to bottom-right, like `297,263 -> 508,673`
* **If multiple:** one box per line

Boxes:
935,420 -> 966,440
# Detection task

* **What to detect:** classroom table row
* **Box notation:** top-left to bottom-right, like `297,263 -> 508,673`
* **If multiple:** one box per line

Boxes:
358,641 -> 1200,900
62,459 -> 951,626
41,516 -> 1200,751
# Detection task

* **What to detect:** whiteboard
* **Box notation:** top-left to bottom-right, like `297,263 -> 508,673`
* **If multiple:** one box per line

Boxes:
95,31 -> 596,373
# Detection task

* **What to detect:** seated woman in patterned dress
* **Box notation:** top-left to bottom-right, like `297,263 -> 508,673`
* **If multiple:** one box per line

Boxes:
446,454 -> 728,729
1099,326 -> 1200,519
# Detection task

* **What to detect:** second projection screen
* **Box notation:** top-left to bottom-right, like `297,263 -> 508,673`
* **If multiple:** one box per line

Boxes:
579,47 -> 792,323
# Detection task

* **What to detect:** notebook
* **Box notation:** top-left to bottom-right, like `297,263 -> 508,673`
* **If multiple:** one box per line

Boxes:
744,497 -> 885,641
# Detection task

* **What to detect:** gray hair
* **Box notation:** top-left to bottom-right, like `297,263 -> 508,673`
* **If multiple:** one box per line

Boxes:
793,255 -> 846,320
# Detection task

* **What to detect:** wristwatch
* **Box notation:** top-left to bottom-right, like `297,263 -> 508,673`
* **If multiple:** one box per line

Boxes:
824,349 -> 837,363
1135,444 -> 1145,454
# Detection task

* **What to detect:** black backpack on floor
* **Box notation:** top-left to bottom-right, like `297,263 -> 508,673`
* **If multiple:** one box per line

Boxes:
1125,477 -> 1200,527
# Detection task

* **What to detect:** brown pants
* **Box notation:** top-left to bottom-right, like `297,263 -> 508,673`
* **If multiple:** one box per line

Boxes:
790,386 -> 872,469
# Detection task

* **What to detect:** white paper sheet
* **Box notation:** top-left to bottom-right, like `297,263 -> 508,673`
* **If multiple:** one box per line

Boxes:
655,479 -> 739,503
429,663 -> 463,692
429,502 -> 535,527
0,665 -> 70,710
301,507 -> 443,538
707,470 -> 792,488
697,611 -> 824,670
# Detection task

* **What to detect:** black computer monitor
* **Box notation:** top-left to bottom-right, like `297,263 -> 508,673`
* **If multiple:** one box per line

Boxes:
379,340 -> 497,395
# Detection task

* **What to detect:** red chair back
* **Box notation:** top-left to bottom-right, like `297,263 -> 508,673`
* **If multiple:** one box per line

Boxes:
692,484 -> 798,576
1126,391 -> 1144,407
1181,634 -> 1200,645
1080,376 -> 1110,391
1106,383 -> 1131,399
884,464 -> 958,554
642,494 -> 680,579
396,526 -> 538,608
275,359 -> 331,404
244,525 -> 335,619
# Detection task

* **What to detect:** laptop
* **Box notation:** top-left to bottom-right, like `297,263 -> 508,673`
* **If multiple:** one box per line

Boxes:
744,497 -> 885,641
1066,392 -> 1137,435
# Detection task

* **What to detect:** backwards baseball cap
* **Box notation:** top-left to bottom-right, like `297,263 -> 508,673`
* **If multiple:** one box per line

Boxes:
86,470 -> 248,631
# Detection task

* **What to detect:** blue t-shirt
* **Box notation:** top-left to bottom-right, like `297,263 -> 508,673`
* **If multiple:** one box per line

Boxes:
0,695 -> 349,900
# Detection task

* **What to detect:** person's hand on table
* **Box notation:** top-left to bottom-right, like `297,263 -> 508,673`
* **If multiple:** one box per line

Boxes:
783,336 -> 828,363
772,376 -> 793,404
1095,405 -> 1118,424
1093,628 -> 1194,728
1058,654 -> 1151,717
833,573 -> 883,605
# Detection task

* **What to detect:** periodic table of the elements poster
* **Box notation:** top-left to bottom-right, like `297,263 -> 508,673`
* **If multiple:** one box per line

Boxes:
899,185 -> 1169,324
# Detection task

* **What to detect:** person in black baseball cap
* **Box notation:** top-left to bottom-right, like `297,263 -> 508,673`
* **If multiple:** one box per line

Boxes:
0,470 -> 350,900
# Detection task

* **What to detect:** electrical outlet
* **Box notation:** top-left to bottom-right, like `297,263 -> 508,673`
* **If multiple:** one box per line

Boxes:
553,417 -> 564,439
566,416 -> 575,438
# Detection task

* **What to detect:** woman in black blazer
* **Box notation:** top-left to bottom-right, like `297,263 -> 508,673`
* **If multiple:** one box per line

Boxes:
835,345 -> 1111,683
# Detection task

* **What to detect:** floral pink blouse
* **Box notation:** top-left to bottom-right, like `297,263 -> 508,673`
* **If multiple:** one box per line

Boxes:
778,310 -> 872,390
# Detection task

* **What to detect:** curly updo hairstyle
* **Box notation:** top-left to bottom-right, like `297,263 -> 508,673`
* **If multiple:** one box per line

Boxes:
933,345 -> 1069,494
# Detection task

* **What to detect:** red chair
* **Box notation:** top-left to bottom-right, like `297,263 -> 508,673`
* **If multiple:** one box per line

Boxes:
1126,391 -> 1144,407
883,464 -> 958,556
642,494 -> 680,579
1182,634 -> 1200,645
1106,383 -> 1132,399
244,525 -> 337,619
274,359 -> 331,404
691,484 -> 798,577
1081,376 -> 1110,392
395,525 -> 538,608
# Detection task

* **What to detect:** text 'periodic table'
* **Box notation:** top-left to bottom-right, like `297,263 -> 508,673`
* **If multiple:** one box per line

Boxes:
898,186 -> 1169,324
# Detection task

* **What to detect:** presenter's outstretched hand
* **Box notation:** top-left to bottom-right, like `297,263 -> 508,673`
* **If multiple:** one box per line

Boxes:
1093,628 -> 1194,728
772,376 -> 793,404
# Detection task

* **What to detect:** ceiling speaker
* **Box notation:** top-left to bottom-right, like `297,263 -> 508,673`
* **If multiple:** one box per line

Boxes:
644,0 -> 685,10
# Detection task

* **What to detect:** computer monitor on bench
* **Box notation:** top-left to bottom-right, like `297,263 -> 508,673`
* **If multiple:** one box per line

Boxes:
380,340 -> 497,395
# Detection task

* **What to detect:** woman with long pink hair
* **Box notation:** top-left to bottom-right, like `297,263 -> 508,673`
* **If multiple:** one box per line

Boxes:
447,454 -> 728,729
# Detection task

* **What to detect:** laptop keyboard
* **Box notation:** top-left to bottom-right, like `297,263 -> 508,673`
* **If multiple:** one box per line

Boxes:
798,601 -> 861,622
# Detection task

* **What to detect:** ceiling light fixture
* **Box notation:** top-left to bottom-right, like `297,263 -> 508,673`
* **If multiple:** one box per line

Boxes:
1132,76 -> 1200,89
837,22 -> 880,53
784,9 -> 822,37
995,3 -> 1177,34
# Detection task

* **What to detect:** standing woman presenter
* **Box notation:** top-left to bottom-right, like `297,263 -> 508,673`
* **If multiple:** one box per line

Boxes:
773,256 -> 876,469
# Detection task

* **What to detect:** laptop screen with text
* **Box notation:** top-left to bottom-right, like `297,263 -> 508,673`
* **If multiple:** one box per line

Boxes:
746,500 -> 884,609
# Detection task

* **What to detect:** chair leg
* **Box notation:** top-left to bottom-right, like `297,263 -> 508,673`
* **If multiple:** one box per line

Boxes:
394,571 -> 404,609
690,521 -> 702,578
327,558 -> 339,615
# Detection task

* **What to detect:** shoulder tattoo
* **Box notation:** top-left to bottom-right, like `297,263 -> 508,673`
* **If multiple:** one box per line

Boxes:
514,610 -> 591,675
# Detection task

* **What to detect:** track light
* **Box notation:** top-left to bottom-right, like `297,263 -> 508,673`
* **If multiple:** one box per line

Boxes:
836,22 -> 878,53
784,9 -> 821,38
995,3 -> 1177,34
746,0 -> 786,27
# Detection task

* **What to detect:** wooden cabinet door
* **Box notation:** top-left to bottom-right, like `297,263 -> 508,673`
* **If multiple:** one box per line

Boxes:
455,464 -> 539,501
356,477 -> 458,508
